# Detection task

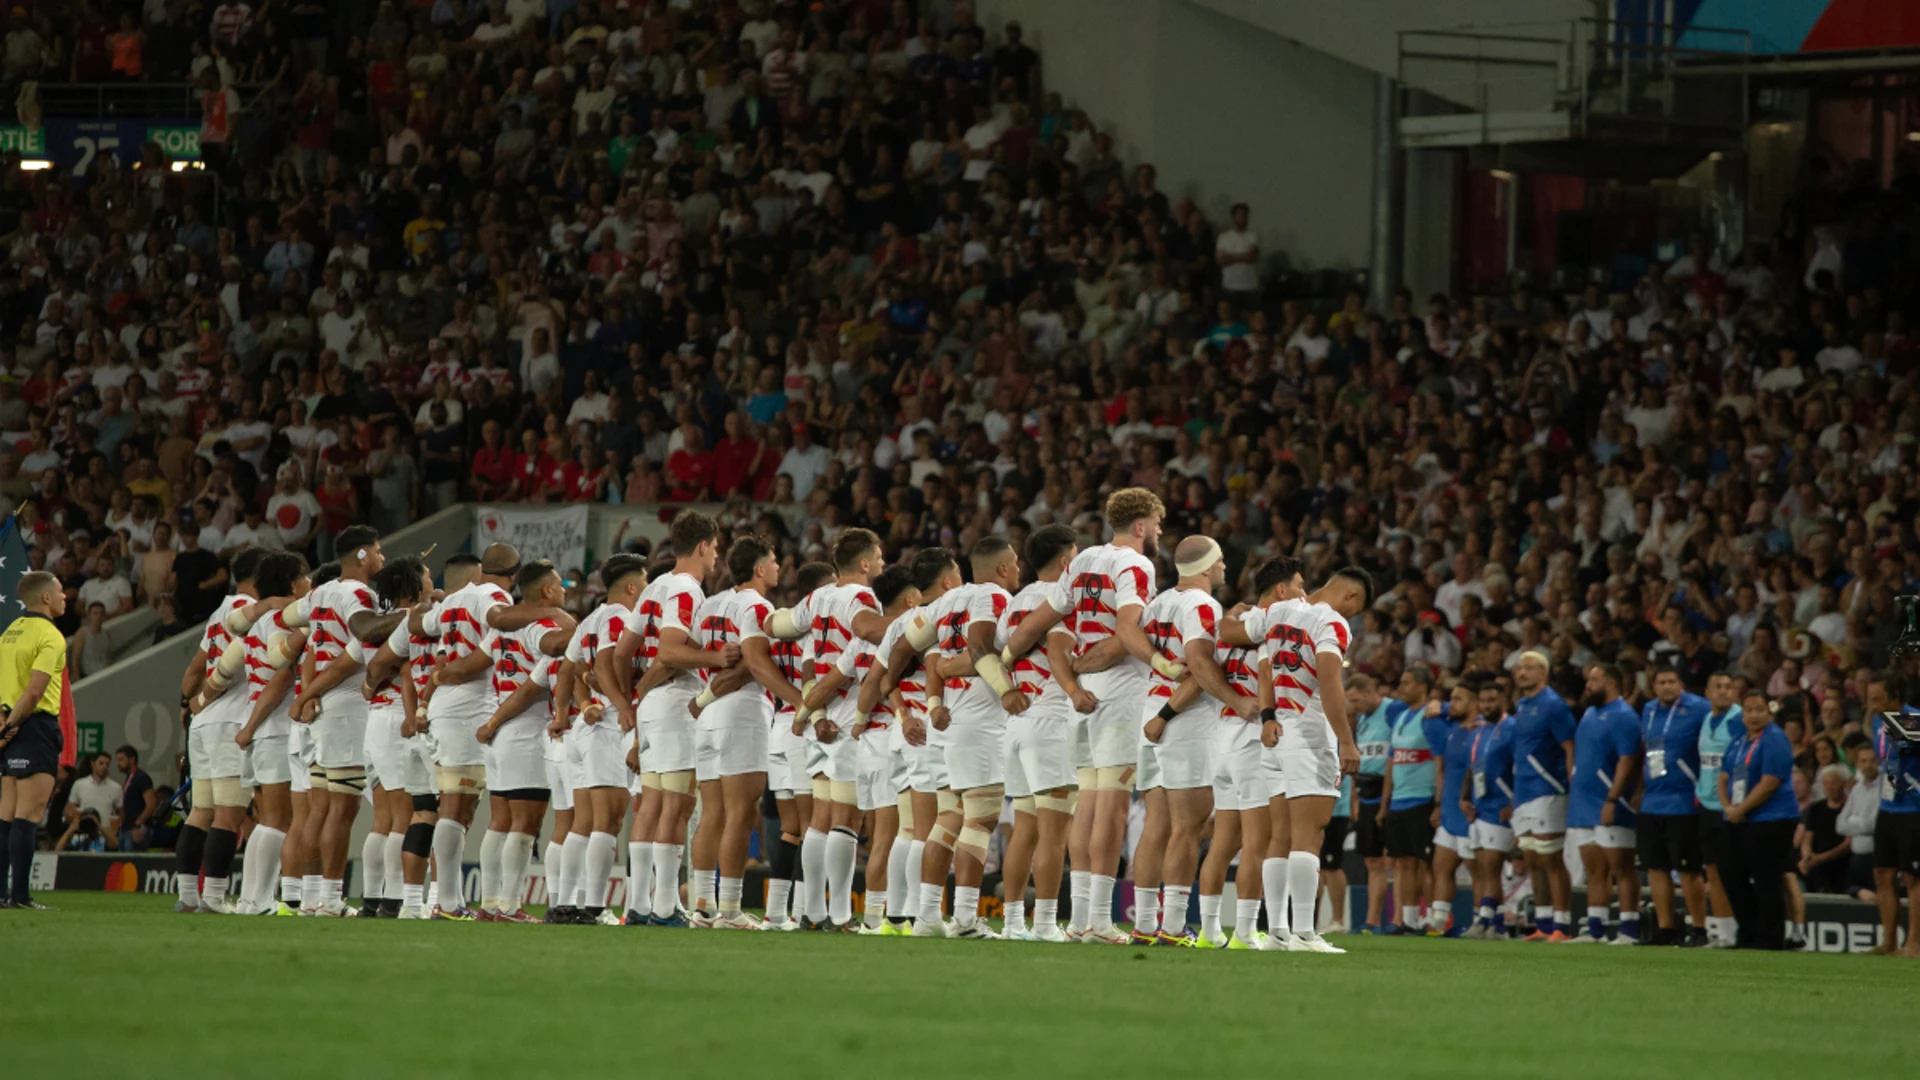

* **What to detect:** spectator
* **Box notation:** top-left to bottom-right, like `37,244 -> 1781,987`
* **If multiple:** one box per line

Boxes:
112,746 -> 157,853
77,552 -> 134,617
66,753 -> 121,841
69,601 -> 115,678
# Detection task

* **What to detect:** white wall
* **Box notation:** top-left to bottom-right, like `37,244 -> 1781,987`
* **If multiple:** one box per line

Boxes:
977,0 -> 1378,270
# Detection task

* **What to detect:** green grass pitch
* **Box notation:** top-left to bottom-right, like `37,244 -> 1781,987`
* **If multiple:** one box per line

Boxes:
7,894 -> 1913,1078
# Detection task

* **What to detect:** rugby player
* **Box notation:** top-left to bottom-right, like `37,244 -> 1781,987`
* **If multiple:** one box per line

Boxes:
1002,488 -> 1174,946
1429,680 -> 1480,936
760,561 -> 837,930
1566,662 -> 1642,945
477,561 -> 577,922
414,548 -> 516,919
231,552 -> 311,915
360,557 -> 442,918
1238,567 -> 1371,954
1508,650 -> 1577,942
1131,537 -> 1253,945
1461,681 -> 1516,939
615,511 -> 731,926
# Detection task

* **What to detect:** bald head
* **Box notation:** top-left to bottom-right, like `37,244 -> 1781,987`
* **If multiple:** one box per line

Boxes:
480,543 -> 521,579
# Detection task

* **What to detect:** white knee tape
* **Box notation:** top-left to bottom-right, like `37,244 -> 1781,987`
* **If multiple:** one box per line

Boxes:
435,765 -> 484,795
1094,766 -> 1135,792
812,777 -> 833,802
1075,766 -> 1096,792
896,793 -> 916,835
829,780 -> 858,805
212,776 -> 249,807
961,787 -> 1003,823
936,790 -> 961,816
956,824 -> 991,857
659,771 -> 693,795
325,767 -> 368,795
1011,796 -> 1037,815
640,772 -> 662,791
928,824 -> 956,850
190,779 -> 211,812
1034,792 -> 1073,814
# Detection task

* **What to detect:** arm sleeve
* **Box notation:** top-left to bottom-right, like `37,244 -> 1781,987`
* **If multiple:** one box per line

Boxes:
31,629 -> 66,678
739,602 -> 771,642
1311,610 -> 1351,659
1044,576 -> 1073,615
1550,700 -> 1577,743
1174,598 -> 1216,649
422,600 -> 448,636
1117,563 -> 1149,610
1762,732 -> 1793,781
1615,718 -> 1644,755
1238,605 -> 1270,644
834,641 -> 864,680
659,588 -> 696,634
967,587 -> 1009,631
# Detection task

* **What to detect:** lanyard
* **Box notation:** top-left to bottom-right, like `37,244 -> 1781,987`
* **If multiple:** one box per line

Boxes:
1471,726 -> 1486,769
1650,699 -> 1679,742
1742,735 -> 1760,770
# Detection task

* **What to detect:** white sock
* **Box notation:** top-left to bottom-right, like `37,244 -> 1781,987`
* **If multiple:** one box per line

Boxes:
544,839 -> 566,907
383,833 -> 404,900
1134,885 -> 1160,934
1004,897 -> 1025,934
1715,915 -> 1737,943
1430,899 -> 1453,931
203,876 -> 229,905
324,878 -> 343,906
720,876 -> 744,915
478,829 -> 507,910
281,875 -> 300,906
1402,904 -> 1421,928
1236,897 -> 1261,941
584,832 -> 617,909
866,889 -> 887,928
302,873 -> 323,908
886,837 -> 911,916
904,839 -> 926,917
1068,870 -> 1092,931
919,877 -> 944,923
950,884 -> 978,927
1162,885 -> 1191,933
563,833 -> 589,905
1554,908 -> 1572,932
431,820 -> 466,911
693,865 -> 717,912
1034,896 -> 1057,929
500,833 -> 535,912
1088,875 -> 1116,931
800,829 -> 829,921
651,842 -> 683,917
1262,856 -> 1289,936
627,841 -> 653,914
1289,852 -> 1322,939
1199,893 -> 1224,940
246,828 -> 286,908
359,833 -> 387,901
826,827 -> 859,924
766,878 -> 792,921
403,882 -> 425,908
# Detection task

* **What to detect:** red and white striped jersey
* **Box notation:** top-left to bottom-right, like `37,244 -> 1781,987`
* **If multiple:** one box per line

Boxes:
880,602 -> 928,720
566,601 -> 632,708
385,620 -> 436,701
695,588 -> 777,714
422,581 -> 512,714
808,581 -> 881,682
1141,587 -> 1222,702
307,578 -> 377,678
922,583 -> 982,693
192,594 -> 254,727
1241,597 -> 1351,746
631,571 -> 705,696
769,588 -> 818,719
487,618 -> 560,712
1047,543 -> 1155,699
241,606 -> 301,739
831,635 -> 881,728
1006,580 -> 1060,700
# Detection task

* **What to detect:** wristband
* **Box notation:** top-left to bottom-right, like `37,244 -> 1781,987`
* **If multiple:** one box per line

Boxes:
1261,708 -> 1277,724
694,687 -> 717,709
1156,702 -> 1178,722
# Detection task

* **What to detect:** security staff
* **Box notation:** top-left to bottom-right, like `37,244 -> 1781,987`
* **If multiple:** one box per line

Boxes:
1637,664 -> 1711,946
1717,690 -> 1799,950
1,570 -> 69,909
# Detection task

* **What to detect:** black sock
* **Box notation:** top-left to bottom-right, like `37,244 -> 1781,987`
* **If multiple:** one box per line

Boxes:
203,828 -> 239,881
0,818 -> 12,899
9,816 -> 35,903
770,834 -> 797,882
176,824 -> 208,880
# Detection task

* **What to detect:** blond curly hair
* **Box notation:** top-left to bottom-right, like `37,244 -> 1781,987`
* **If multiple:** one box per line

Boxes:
1104,487 -> 1166,532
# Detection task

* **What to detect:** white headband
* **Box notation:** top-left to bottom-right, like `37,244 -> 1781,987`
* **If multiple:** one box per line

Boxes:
1176,538 -> 1222,578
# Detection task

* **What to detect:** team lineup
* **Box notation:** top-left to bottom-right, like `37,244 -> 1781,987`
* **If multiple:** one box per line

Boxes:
172,488 -> 1383,949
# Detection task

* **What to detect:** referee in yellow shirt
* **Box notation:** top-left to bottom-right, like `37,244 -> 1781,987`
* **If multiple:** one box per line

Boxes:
1,570 -> 68,909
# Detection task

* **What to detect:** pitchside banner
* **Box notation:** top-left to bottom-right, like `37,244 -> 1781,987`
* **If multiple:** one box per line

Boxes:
475,505 -> 589,576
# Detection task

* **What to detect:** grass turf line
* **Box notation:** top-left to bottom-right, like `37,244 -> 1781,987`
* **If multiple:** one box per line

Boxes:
4,894 -> 1911,1079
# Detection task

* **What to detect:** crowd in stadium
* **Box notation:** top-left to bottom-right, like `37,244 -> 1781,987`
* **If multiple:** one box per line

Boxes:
0,0 -> 1916,947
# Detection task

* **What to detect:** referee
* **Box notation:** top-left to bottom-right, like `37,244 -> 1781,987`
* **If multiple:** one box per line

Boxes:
1,570 -> 69,909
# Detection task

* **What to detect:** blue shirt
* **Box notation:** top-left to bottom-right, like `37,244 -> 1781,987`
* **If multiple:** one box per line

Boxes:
1639,691 -> 1710,816
1696,705 -> 1741,811
1872,712 -> 1920,815
1510,687 -> 1577,804
1469,716 -> 1515,822
1438,722 -> 1477,836
1388,706 -> 1453,809
1720,724 -> 1800,823
1569,698 -> 1642,829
